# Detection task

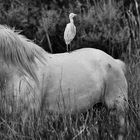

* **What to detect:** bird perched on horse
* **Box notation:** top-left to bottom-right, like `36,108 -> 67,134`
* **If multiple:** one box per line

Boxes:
64,13 -> 77,52
0,24 -> 128,140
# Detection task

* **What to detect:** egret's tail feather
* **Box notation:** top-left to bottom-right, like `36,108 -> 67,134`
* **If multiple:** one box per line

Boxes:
0,25 -> 45,83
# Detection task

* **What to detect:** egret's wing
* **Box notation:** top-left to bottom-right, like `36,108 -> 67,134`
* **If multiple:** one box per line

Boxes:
64,24 -> 71,44
64,23 -> 76,45
70,24 -> 76,39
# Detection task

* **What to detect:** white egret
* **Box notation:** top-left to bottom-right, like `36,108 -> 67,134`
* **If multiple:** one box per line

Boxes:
64,13 -> 77,52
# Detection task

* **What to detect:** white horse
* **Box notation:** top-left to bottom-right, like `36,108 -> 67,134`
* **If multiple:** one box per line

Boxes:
0,25 -> 128,140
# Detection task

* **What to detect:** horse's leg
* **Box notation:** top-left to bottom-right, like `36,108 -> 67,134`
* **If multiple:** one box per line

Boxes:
106,95 -> 128,140
116,106 -> 126,140
104,80 -> 128,140
104,62 -> 128,140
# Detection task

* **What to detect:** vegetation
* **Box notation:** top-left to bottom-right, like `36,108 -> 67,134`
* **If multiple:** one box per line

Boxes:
0,0 -> 140,139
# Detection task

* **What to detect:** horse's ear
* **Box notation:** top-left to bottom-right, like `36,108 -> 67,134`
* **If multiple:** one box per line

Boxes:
0,25 -> 45,84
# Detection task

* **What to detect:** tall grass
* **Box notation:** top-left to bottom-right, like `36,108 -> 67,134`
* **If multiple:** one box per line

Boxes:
0,0 -> 140,140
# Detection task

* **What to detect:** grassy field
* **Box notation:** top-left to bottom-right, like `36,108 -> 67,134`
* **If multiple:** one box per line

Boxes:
0,67 -> 139,140
0,0 -> 140,140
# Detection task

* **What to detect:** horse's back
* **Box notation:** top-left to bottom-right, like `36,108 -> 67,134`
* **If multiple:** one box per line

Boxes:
43,48 -> 127,113
81,48 -> 128,110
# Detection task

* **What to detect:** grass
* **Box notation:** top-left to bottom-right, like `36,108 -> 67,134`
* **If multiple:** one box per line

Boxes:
0,83 -> 139,140
0,0 -> 140,139
0,58 -> 140,140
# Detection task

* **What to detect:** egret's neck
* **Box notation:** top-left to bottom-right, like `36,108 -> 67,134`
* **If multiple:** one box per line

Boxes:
70,18 -> 74,23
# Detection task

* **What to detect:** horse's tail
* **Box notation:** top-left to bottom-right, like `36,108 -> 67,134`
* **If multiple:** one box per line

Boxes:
0,25 -> 45,84
115,59 -> 126,74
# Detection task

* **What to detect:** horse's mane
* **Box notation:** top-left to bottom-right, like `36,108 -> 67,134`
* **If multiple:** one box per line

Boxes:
0,25 -> 45,83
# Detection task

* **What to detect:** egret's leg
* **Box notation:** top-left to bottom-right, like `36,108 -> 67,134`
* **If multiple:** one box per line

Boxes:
69,43 -> 71,52
66,44 -> 69,52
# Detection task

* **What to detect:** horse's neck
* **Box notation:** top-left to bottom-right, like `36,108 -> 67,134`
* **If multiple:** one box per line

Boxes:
34,52 -> 50,77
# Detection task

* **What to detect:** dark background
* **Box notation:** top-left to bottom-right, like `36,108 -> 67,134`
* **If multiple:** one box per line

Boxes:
0,0 -> 139,59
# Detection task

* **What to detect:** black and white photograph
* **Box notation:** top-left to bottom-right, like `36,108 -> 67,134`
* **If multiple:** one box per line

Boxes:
0,0 -> 139,140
